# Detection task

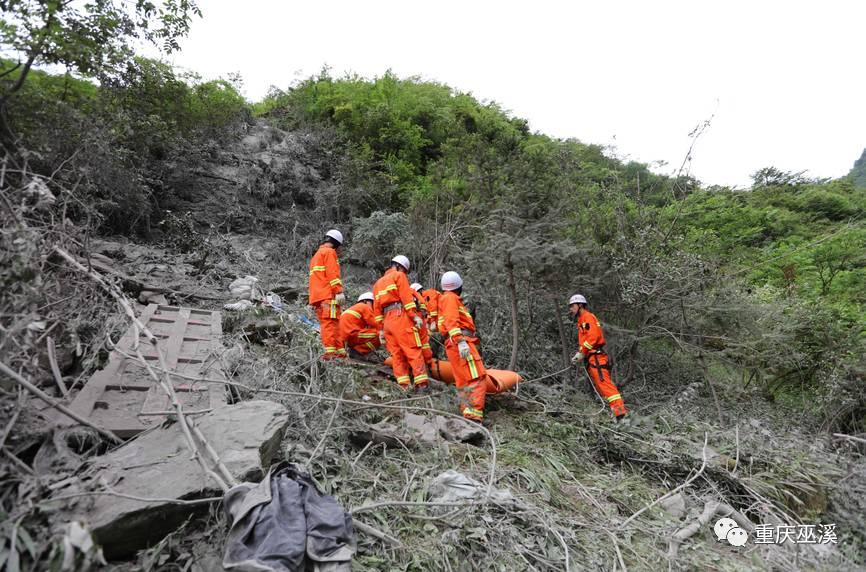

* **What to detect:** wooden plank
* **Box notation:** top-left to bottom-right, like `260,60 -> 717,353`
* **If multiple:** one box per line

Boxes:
59,304 -> 229,436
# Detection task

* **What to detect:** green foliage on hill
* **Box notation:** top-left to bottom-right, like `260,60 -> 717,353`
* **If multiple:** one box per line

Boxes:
259,71 -> 865,408
669,178 -> 866,320
850,147 -> 866,188
4,57 -> 249,231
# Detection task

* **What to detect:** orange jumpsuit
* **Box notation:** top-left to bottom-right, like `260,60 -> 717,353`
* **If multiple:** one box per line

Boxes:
308,244 -> 346,359
373,269 -> 429,389
576,309 -> 626,417
438,291 -> 487,421
412,290 -> 433,363
422,288 -> 440,331
340,302 -> 380,355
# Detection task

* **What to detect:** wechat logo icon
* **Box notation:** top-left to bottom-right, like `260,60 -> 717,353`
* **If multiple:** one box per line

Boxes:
714,518 -> 748,547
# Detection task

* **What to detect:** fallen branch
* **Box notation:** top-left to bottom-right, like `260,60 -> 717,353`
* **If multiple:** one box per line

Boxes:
353,520 -> 403,547
46,336 -> 69,397
191,169 -> 240,185
0,360 -> 122,444
668,500 -> 753,558
307,391 -> 342,470
3,447 -> 35,474
352,500 -> 484,514
0,393 -> 22,448
833,433 -> 866,445
54,246 -> 158,341
620,432 -> 709,529
133,340 -> 229,492
42,489 -> 223,506
139,409 -> 212,416
191,423 -> 237,488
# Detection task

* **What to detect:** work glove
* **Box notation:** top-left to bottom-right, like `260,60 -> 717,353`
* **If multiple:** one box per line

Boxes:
413,315 -> 424,329
378,331 -> 386,346
335,293 -> 346,304
428,320 -> 437,332
571,351 -> 584,364
458,340 -> 471,360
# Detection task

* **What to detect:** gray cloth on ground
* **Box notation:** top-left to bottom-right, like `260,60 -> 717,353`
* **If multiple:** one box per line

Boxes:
223,463 -> 355,572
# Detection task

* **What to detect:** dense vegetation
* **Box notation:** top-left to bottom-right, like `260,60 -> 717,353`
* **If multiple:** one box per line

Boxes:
3,57 -> 248,231
256,73 -> 865,418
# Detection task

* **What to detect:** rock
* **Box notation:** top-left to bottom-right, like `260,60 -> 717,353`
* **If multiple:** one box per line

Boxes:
138,290 -> 168,305
63,401 -> 289,559
270,284 -> 300,302
191,555 -> 225,572
242,318 -> 287,343
660,493 -> 687,519
348,421 -> 414,449
404,413 -> 484,445
349,413 -> 484,451
427,470 -> 519,508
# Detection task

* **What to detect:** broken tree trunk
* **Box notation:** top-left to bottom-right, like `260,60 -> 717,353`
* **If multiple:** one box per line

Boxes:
553,298 -> 572,389
668,500 -> 753,558
506,253 -> 519,372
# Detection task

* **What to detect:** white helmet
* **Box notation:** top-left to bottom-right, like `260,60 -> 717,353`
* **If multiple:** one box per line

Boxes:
441,271 -> 463,291
391,255 -> 410,271
568,294 -> 587,306
325,229 -> 344,245
358,291 -> 374,302
410,282 -> 423,292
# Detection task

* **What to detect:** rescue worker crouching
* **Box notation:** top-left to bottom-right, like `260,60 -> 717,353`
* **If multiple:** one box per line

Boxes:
372,256 -> 429,391
568,294 -> 628,420
438,271 -> 489,423
308,229 -> 347,360
340,291 -> 381,359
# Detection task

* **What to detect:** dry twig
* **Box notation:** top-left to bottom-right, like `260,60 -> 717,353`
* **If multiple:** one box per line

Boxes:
620,432 -> 709,529
0,360 -> 122,444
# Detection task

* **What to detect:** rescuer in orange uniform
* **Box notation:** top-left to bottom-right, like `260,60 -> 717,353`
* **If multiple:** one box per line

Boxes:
308,229 -> 346,360
372,256 -> 429,390
340,291 -> 381,358
421,286 -> 440,332
568,294 -> 628,420
438,271 -> 488,422
410,283 -> 434,364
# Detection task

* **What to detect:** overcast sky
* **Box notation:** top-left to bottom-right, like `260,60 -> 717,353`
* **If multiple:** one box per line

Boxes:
161,0 -> 866,188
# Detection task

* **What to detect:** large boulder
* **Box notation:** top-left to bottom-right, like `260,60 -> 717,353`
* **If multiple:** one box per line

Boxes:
60,400 -> 289,559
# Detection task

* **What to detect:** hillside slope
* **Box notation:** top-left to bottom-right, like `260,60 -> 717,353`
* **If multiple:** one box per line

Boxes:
2,65 -> 865,570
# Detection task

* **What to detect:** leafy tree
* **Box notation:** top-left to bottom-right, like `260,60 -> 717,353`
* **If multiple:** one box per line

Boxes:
0,0 -> 201,148
751,166 -> 814,188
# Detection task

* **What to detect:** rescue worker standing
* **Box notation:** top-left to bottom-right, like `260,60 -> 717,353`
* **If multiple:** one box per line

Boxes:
372,256 -> 429,390
569,294 -> 628,420
340,292 -> 381,358
308,229 -> 346,360
410,283 -> 433,364
438,271 -> 488,422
